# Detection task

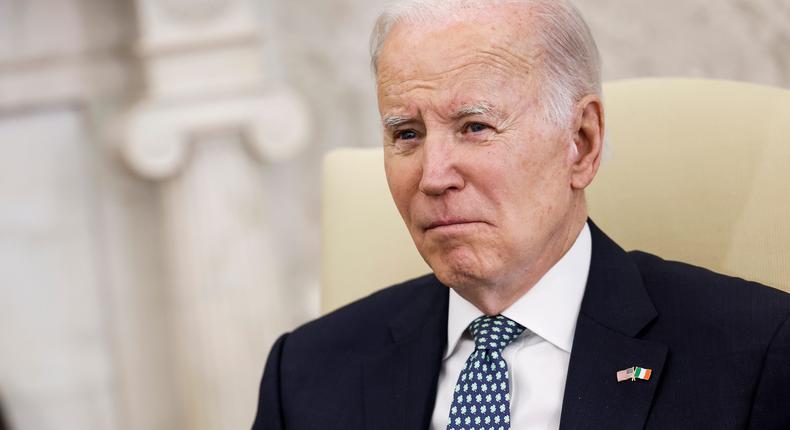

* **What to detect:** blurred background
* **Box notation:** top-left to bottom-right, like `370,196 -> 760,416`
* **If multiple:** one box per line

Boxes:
0,0 -> 788,429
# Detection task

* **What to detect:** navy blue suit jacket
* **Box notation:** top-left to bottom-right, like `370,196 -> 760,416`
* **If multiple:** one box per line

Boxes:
254,222 -> 790,429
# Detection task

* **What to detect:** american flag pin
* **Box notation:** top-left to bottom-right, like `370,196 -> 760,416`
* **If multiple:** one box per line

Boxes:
617,366 -> 652,382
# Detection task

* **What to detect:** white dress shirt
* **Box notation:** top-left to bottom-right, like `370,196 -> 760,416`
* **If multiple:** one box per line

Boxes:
430,223 -> 592,430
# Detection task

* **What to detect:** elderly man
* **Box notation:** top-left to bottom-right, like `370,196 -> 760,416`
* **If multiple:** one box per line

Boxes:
254,0 -> 790,429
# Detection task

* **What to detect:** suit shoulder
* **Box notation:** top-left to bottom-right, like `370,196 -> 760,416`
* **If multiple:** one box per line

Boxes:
628,250 -> 789,301
284,273 -> 441,353
628,250 -> 790,332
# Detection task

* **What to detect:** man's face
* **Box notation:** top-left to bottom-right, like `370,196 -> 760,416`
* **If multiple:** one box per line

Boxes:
377,11 -> 582,297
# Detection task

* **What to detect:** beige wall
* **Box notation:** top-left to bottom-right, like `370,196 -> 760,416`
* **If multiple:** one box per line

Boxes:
0,0 -> 788,429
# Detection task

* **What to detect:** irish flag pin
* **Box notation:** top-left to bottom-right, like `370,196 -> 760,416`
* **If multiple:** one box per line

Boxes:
617,366 -> 652,382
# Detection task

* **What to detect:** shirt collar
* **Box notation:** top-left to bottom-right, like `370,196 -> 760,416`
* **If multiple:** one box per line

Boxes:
444,222 -> 592,358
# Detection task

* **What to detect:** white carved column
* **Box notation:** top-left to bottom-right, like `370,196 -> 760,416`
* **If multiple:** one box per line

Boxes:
120,1 -> 309,428
0,1 -> 135,429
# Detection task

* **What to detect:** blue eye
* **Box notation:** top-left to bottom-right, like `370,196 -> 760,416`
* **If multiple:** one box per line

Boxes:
466,122 -> 489,133
395,130 -> 418,140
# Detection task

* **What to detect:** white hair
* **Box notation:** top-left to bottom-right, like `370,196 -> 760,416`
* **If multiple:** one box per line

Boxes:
370,0 -> 602,126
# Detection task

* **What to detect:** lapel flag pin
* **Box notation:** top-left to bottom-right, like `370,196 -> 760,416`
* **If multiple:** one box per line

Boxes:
617,366 -> 652,382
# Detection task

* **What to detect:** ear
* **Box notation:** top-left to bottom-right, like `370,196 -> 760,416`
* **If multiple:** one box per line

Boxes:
569,94 -> 604,190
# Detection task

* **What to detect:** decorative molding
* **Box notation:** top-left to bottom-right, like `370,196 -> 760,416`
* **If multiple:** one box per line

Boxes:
156,0 -> 235,24
121,0 -> 309,179
138,42 -> 264,100
0,52 -> 131,111
135,0 -> 258,52
120,89 -> 309,180
115,2 -> 312,427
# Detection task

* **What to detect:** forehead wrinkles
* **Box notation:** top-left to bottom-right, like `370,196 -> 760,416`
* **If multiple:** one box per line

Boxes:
378,48 -> 532,100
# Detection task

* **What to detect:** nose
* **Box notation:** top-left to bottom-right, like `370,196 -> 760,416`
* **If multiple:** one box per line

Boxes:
418,133 -> 465,196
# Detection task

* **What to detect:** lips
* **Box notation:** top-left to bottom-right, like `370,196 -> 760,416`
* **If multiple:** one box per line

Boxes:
425,219 -> 484,231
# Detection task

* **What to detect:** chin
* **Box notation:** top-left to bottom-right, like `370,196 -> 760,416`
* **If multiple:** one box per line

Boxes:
429,253 -> 498,291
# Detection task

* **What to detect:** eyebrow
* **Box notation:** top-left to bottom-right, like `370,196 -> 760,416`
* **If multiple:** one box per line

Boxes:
381,102 -> 502,130
382,114 -> 413,130
450,102 -> 499,120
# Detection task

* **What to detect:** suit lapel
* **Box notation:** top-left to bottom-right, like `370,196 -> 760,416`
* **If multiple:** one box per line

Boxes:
559,221 -> 668,430
363,276 -> 449,430
559,315 -> 667,430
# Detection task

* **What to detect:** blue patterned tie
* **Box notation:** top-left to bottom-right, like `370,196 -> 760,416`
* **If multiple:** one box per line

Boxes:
446,314 -> 526,430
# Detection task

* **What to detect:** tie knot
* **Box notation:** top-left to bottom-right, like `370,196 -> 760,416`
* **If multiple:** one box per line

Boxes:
468,315 -> 525,352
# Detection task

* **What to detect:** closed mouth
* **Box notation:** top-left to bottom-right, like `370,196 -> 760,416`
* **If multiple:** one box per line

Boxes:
425,220 -> 484,231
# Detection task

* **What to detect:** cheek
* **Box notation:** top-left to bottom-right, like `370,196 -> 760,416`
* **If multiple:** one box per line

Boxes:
479,148 -> 566,227
472,151 -> 530,209
384,157 -> 421,220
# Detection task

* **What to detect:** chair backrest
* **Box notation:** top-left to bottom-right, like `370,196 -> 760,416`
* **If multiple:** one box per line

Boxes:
322,78 -> 790,313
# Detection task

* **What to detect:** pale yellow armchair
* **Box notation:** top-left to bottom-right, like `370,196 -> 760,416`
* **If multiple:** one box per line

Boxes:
322,78 -> 790,313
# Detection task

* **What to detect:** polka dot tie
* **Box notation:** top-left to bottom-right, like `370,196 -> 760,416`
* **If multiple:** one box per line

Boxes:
446,314 -> 525,430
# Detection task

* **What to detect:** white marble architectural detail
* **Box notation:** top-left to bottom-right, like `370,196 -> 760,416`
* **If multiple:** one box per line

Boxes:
0,1 -> 136,430
134,0 -> 265,101
119,0 -> 310,429
118,84 -> 309,430
160,134 -> 295,429
122,90 -> 308,180
0,110 -> 119,430
574,0 -> 790,87
0,0 -> 134,110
